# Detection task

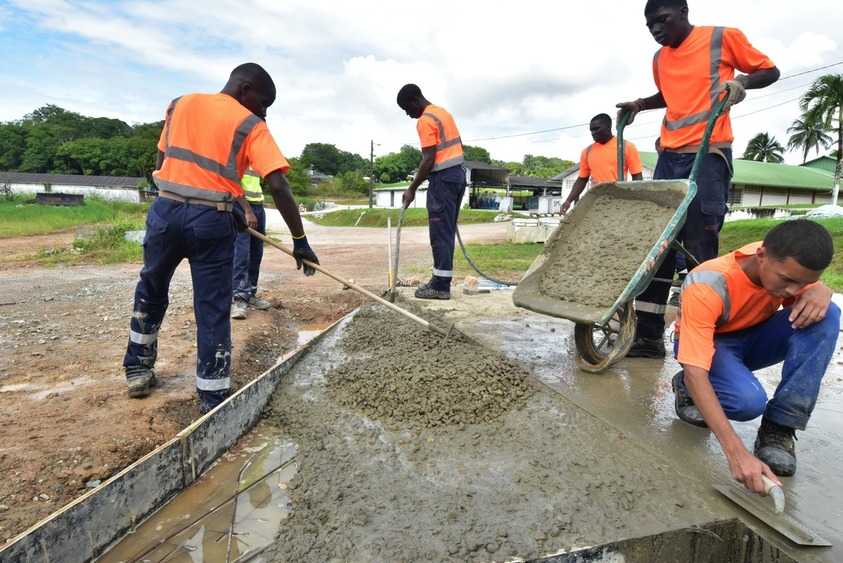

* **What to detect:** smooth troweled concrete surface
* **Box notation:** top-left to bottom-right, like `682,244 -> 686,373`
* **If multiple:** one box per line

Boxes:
410,287 -> 843,562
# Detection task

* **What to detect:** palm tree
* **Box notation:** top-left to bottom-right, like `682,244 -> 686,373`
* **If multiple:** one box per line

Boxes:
741,132 -> 785,163
798,73 -> 843,205
786,116 -> 833,163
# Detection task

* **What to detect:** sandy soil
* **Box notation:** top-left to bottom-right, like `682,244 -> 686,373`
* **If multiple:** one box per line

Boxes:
0,218 -> 508,543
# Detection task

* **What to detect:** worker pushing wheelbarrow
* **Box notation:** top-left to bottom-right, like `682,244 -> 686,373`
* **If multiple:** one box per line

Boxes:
513,93 -> 730,373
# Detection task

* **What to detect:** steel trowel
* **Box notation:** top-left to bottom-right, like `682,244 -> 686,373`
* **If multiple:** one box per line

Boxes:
713,475 -> 831,547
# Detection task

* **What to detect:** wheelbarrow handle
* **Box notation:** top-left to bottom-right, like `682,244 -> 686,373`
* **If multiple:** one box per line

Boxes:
616,109 -> 632,180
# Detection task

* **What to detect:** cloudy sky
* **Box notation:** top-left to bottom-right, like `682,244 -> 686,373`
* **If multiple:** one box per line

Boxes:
1,0 -> 841,166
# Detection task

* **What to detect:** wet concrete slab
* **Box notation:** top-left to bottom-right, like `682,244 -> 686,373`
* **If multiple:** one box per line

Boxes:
409,287 -> 843,562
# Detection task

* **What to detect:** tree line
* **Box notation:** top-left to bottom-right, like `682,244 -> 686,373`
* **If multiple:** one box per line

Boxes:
739,74 -> 841,205
0,105 -> 573,198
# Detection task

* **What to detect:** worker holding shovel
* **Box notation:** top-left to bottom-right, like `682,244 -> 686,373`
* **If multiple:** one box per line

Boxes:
123,63 -> 318,415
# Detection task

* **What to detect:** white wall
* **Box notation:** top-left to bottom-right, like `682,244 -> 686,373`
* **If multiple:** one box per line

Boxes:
6,182 -> 142,203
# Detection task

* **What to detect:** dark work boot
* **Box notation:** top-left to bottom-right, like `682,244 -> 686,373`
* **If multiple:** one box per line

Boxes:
671,371 -> 707,428
414,286 -> 451,300
754,417 -> 797,477
126,366 -> 157,398
626,336 -> 666,359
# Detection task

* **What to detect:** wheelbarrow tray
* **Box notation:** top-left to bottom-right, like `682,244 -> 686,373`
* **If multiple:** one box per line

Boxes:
512,179 -> 692,326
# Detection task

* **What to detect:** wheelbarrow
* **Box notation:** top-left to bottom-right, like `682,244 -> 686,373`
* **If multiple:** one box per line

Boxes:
512,93 -> 729,373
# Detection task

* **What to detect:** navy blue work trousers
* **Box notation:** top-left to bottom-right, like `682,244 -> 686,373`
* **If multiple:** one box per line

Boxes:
232,202 -> 266,302
123,197 -> 236,409
636,149 -> 732,339
427,166 -> 467,291
675,303 -> 840,430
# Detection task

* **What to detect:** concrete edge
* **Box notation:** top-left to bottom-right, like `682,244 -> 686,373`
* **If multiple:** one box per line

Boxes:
0,321 -> 343,563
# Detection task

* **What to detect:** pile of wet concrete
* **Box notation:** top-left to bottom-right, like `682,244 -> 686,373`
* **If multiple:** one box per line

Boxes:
259,300 -> 716,562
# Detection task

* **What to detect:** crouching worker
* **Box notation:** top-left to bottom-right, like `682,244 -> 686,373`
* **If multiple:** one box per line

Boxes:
671,219 -> 839,494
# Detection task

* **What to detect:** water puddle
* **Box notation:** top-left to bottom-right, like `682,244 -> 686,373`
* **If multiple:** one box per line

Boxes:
296,321 -> 334,346
98,423 -> 296,563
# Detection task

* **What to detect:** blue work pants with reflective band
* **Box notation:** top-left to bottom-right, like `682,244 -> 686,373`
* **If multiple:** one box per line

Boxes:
232,202 -> 266,302
636,149 -> 732,339
675,303 -> 840,430
123,197 -> 236,409
426,166 -> 467,291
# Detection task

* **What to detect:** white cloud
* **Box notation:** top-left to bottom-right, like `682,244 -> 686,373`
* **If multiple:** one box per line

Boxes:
1,0 -> 842,165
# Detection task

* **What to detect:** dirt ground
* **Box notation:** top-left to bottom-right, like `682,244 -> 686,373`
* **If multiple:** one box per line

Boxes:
0,218 -> 508,543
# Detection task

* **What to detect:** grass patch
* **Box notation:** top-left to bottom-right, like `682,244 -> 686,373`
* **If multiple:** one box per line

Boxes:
451,242 -> 543,284
31,218 -> 146,266
720,217 -> 843,292
0,194 -> 149,238
308,208 -> 501,228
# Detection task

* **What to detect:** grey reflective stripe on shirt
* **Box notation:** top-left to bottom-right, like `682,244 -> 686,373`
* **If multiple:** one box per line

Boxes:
159,97 -> 262,200
656,27 -> 726,132
682,268 -> 731,327
422,111 -> 465,172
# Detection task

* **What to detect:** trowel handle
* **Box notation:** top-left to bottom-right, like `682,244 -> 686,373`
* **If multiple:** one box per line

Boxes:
760,474 -> 779,495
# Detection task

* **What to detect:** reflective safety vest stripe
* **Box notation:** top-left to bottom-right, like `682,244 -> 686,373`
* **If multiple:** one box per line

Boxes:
154,96 -> 262,202
421,107 -> 464,172
241,168 -> 265,203
675,269 -> 731,328
654,27 -> 725,138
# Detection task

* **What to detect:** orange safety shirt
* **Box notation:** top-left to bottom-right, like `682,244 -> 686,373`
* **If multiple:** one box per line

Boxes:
417,104 -> 464,172
153,93 -> 290,202
653,26 -> 775,150
578,137 -> 643,186
674,242 -> 816,371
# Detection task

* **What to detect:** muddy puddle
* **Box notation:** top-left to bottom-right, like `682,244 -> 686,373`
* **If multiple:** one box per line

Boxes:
99,424 -> 296,562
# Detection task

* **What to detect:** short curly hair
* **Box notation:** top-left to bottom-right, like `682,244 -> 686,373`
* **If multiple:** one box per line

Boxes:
763,219 -> 834,271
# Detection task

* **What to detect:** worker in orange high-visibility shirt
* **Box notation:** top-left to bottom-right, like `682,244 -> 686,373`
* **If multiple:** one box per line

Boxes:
560,113 -> 644,215
123,63 -> 319,415
397,84 -> 467,300
616,0 -> 780,359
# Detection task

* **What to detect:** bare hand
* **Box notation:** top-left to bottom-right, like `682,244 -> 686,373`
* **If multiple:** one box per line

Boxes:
727,448 -> 781,495
245,208 -> 258,230
789,284 -> 833,329
402,188 -> 416,208
560,201 -> 572,215
616,100 -> 642,125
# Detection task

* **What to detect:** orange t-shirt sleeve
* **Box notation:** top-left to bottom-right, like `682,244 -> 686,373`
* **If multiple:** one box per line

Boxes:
722,27 -> 776,74
578,146 -> 591,179
625,142 -> 643,176
676,284 -> 724,371
245,122 -> 290,177
416,116 -> 439,149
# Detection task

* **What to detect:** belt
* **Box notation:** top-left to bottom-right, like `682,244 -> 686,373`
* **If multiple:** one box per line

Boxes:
662,142 -> 734,177
156,190 -> 233,212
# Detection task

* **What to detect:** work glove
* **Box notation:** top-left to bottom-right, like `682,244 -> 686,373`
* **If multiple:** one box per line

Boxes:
232,207 -> 248,232
292,236 -> 319,276
718,75 -> 748,110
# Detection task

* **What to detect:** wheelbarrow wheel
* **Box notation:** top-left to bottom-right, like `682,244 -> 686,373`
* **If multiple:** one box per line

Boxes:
574,301 -> 636,373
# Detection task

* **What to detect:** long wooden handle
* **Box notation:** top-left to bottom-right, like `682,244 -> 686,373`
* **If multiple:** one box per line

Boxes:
247,228 -> 446,336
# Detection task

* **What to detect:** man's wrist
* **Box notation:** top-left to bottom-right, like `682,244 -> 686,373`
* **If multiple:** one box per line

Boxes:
634,98 -> 647,112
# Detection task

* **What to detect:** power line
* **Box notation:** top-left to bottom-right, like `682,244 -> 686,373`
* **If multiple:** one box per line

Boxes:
465,60 -> 843,145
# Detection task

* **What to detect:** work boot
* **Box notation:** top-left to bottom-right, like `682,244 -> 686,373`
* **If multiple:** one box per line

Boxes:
126,366 -> 157,399
671,371 -> 707,428
199,390 -> 230,415
754,417 -> 797,476
625,336 -> 666,359
414,286 -> 451,300
231,299 -> 248,320
246,295 -> 271,310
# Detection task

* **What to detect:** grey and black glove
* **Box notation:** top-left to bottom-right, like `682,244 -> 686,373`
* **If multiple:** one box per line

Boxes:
232,207 -> 248,233
292,235 -> 319,276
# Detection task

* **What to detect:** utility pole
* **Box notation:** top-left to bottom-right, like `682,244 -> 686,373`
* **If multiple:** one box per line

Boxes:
369,139 -> 375,209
